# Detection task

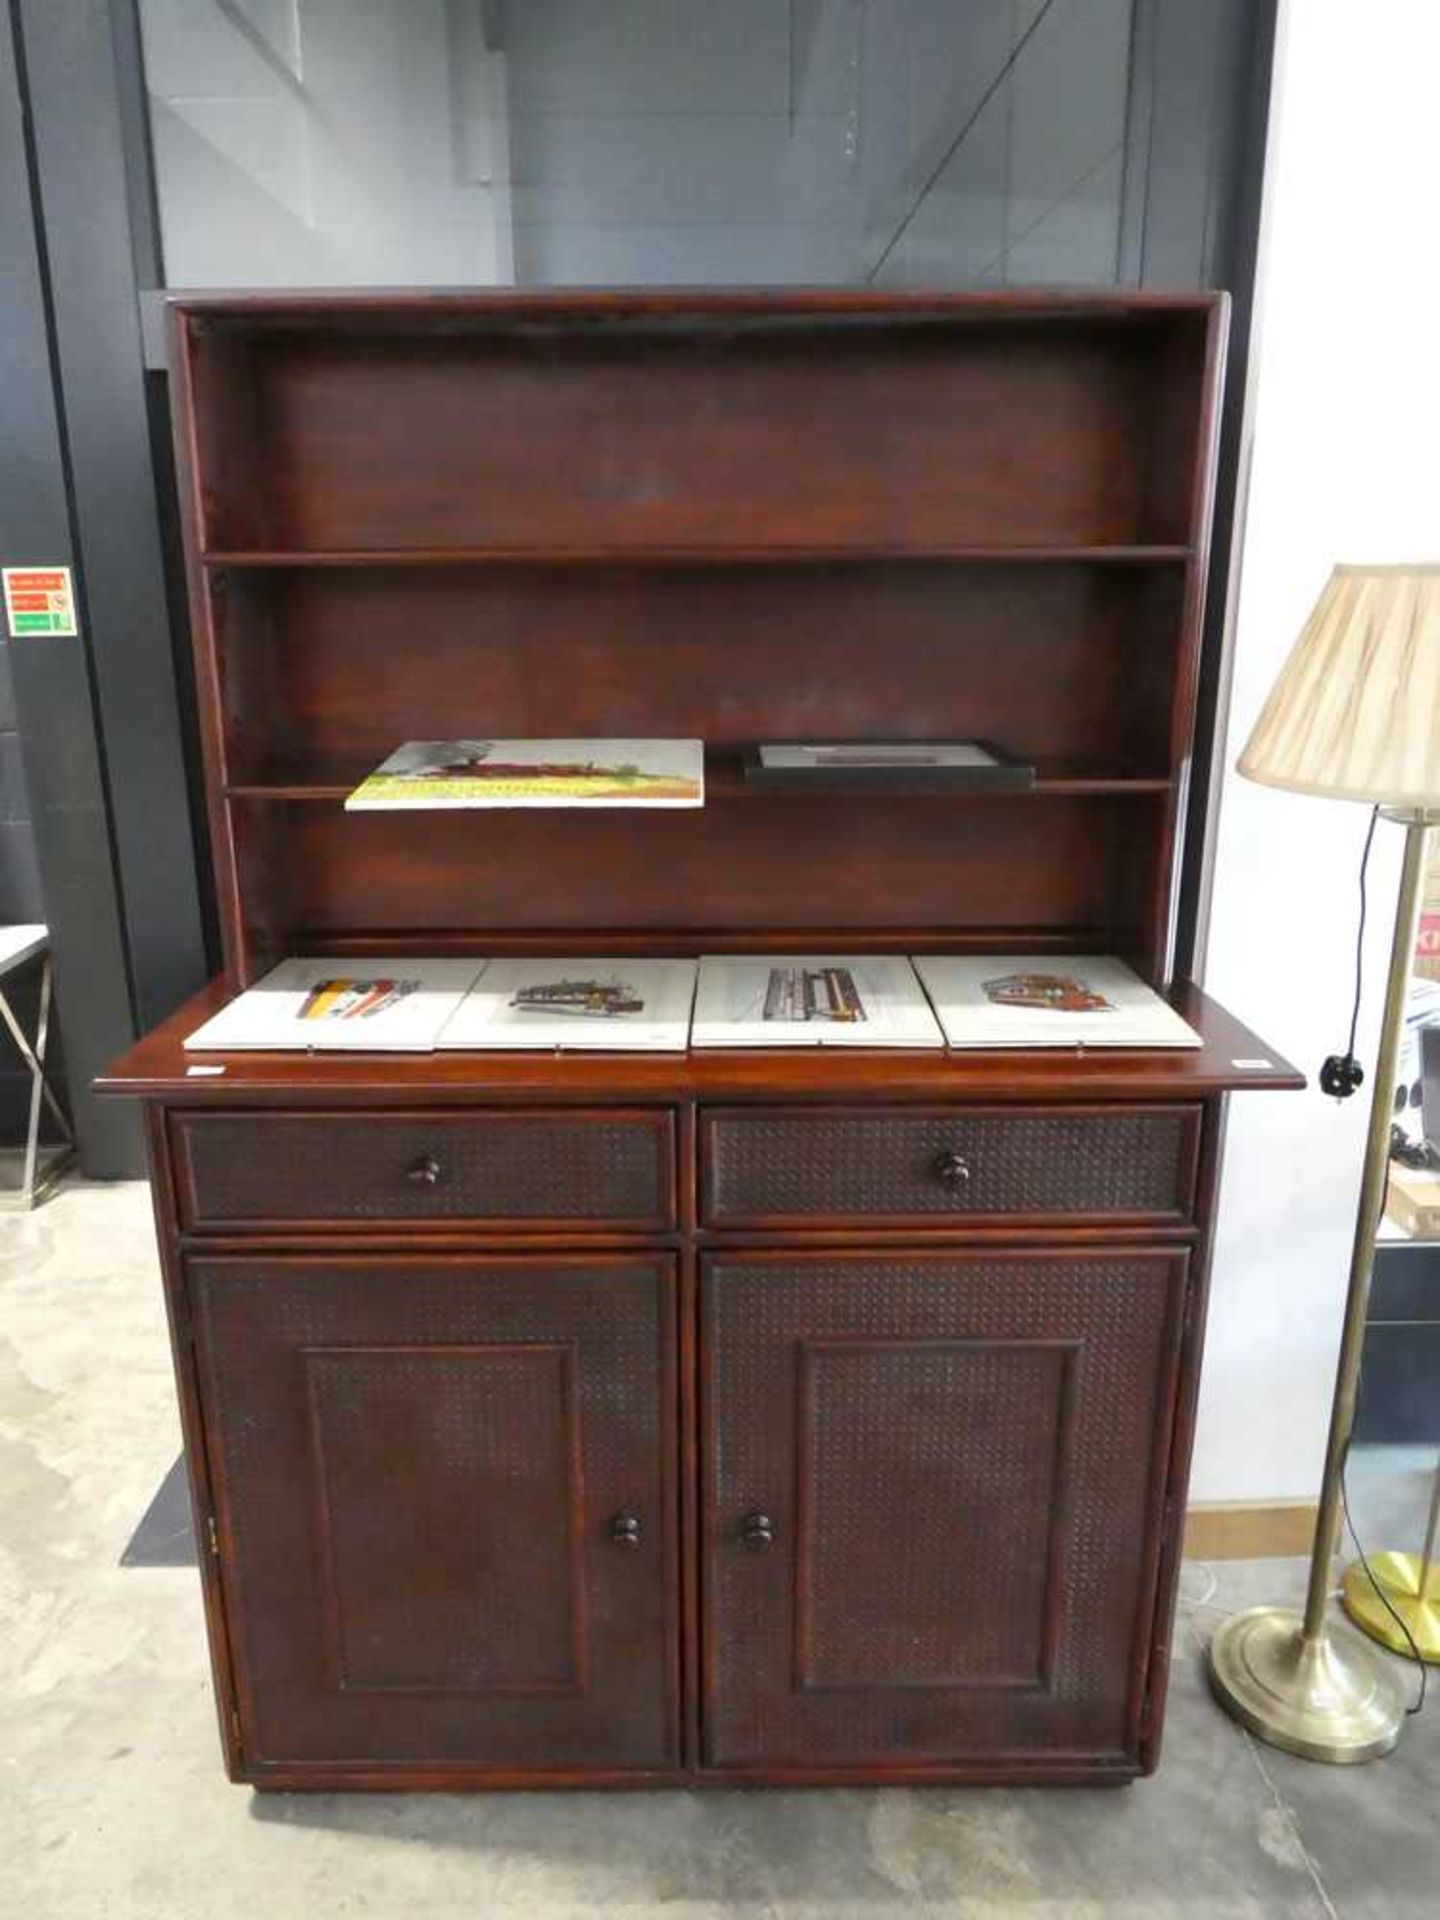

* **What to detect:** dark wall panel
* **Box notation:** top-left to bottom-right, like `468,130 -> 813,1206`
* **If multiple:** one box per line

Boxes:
17,0 -> 207,1032
0,4 -> 139,1172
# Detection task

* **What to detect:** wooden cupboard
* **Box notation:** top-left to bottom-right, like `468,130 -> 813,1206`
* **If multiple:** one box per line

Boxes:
702,1247 -> 1189,1772
189,1251 -> 677,1776
100,292 -> 1300,1789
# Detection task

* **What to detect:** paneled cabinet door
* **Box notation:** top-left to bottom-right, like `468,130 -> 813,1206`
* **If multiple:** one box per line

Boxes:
189,1253 -> 677,1776
701,1248 -> 1189,1773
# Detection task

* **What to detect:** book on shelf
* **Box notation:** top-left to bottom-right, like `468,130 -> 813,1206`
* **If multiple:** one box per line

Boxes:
437,958 -> 697,1052
743,740 -> 1033,791
912,954 -> 1202,1050
690,955 -> 944,1050
344,739 -> 704,810
183,957 -> 485,1052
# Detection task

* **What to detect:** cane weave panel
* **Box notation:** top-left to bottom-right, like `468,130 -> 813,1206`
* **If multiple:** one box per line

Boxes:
702,1106 -> 1198,1223
797,1338 -> 1073,1689
175,1109 -> 673,1226
306,1343 -> 579,1693
192,1256 -> 674,1768
703,1250 -> 1185,1767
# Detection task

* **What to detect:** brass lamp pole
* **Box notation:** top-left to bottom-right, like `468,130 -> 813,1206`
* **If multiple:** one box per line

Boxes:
1208,564 -> 1440,1764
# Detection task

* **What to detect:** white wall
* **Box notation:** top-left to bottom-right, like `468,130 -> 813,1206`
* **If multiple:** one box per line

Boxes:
1192,0 -> 1440,1500
140,1 -> 1131,290
140,0 -> 512,286
503,0 -> 1130,287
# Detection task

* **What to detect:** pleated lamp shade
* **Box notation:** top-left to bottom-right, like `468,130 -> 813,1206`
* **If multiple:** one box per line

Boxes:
1238,563 -> 1440,806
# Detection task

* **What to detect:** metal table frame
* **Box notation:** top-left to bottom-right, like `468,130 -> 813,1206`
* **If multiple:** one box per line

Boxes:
0,928 -> 73,1209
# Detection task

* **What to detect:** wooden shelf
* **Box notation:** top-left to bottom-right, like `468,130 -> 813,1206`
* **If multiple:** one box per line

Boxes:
104,977 -> 1304,1104
201,545 -> 1193,571
222,755 -> 1174,804
180,292 -> 1221,976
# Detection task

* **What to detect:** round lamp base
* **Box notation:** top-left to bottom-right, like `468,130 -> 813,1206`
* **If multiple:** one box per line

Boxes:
1342,1553 -> 1440,1663
1207,1605 -> 1405,1764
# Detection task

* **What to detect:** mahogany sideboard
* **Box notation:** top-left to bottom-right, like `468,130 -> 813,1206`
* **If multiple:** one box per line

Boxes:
100,292 -> 1299,1788
103,988 -> 1298,1789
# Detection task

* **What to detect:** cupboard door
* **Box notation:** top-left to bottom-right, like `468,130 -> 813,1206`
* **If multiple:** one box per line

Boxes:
701,1248 -> 1188,1773
190,1253 -> 676,1776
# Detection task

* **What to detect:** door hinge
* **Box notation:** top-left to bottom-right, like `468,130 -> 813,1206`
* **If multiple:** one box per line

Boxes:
230,1707 -> 243,1747
205,1514 -> 220,1558
1161,1491 -> 1185,1561
1184,1281 -> 1202,1344
1138,1665 -> 1158,1745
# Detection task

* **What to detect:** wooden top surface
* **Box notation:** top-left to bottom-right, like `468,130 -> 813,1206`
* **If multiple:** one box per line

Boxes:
98,977 -> 1302,1106
173,288 -> 1225,323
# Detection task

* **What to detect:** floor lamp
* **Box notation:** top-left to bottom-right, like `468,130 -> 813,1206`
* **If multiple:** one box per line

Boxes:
1209,562 -> 1440,1764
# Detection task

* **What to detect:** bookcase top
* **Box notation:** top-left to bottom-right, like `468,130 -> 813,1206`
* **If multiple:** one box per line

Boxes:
170,288 -> 1227,323
169,289 -> 1230,990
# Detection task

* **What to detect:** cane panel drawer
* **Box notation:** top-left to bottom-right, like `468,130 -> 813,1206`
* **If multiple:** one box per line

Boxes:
699,1104 -> 1201,1229
170,1107 -> 676,1232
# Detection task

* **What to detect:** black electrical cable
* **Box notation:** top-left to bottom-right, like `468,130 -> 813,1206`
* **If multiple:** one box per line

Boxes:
1319,806 -> 1379,1098
1341,1379 -> 1428,1716
1345,807 -> 1380,1062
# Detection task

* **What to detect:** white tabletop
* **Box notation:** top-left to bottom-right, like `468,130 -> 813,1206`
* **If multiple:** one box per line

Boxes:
0,925 -> 48,979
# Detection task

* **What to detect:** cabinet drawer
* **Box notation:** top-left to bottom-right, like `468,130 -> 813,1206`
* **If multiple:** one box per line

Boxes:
171,1108 -> 676,1232
700,1104 -> 1200,1229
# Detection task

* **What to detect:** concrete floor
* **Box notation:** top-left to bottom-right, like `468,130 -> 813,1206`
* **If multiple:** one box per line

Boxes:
2,1180 -> 1437,1919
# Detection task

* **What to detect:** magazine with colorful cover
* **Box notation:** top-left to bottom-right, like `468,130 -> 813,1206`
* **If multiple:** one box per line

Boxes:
912,954 -> 1202,1050
344,739 -> 704,810
183,957 -> 487,1052
691,955 -> 944,1050
438,958 -> 698,1051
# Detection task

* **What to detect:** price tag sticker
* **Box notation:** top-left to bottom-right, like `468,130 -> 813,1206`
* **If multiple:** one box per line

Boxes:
3,566 -> 78,637
1232,1057 -> 1274,1070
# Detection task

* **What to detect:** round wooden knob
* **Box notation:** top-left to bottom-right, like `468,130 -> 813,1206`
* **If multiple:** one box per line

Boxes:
610,1512 -> 643,1549
406,1153 -> 442,1187
933,1148 -> 972,1188
742,1511 -> 775,1550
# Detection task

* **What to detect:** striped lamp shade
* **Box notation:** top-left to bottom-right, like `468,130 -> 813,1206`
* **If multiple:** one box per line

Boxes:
1239,564 -> 1440,806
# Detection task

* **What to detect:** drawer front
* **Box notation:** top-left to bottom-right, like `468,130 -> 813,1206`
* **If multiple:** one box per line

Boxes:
701,1104 -> 1201,1228
171,1108 -> 676,1231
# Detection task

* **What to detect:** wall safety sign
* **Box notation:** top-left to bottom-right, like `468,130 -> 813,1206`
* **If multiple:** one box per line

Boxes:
3,567 -> 78,637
